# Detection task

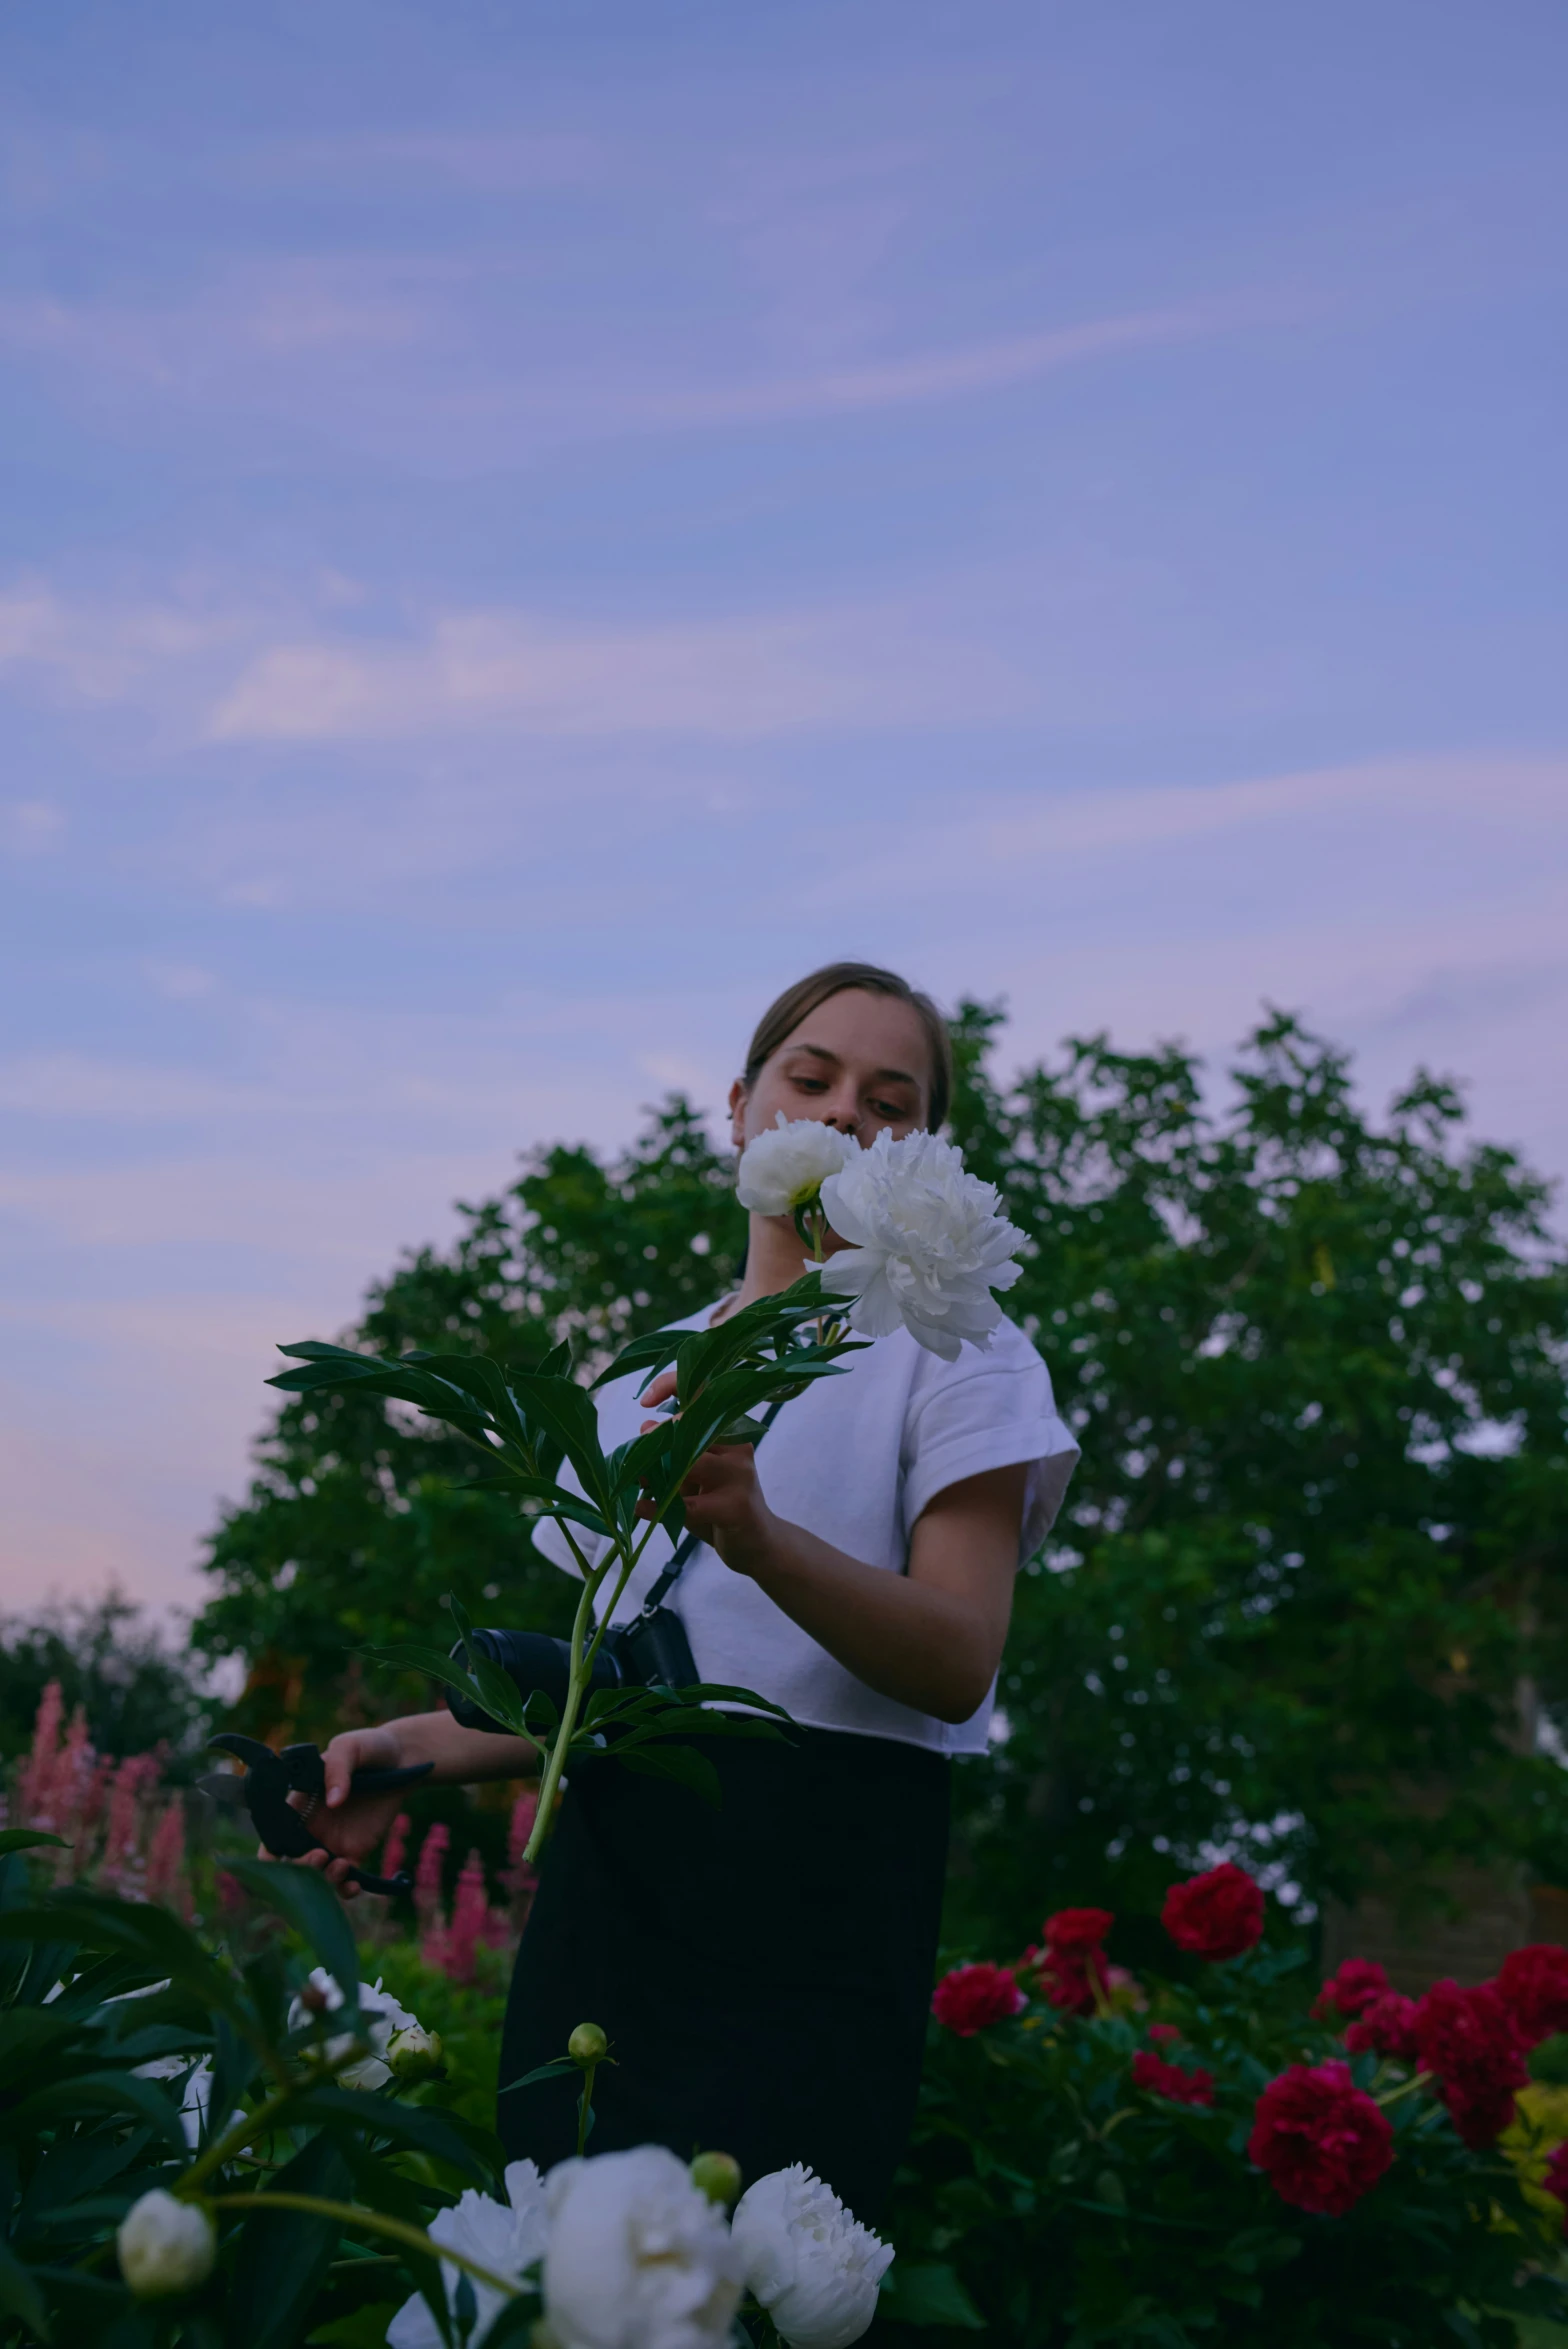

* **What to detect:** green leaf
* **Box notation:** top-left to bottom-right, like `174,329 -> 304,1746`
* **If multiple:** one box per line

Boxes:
306,2306 -> 404,2347
505,1372 -> 616,1515
878,2262 -> 987,2330
230,2129 -> 354,2349
475,2298 -> 541,2348
0,1886 -> 247,2034
0,2241 -> 51,2343
363,1645 -> 536,1743
498,2055 -> 578,2095
4,2071 -> 191,2157
334,2139 -> 456,2349
0,2007 -> 93,2091
0,1830 -> 68,1857
292,2086 -> 490,2183
224,1857 -> 360,2003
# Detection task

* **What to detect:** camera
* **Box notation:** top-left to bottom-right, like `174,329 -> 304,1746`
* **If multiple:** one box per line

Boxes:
444,1605 -> 699,1735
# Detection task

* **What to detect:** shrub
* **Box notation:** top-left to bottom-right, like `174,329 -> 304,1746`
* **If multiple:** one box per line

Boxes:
883,1872 -> 1568,2346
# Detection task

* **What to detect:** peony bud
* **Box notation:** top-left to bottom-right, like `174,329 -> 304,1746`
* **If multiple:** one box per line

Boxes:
690,2151 -> 743,2208
388,2023 -> 444,2082
117,2190 -> 217,2298
568,2021 -> 608,2066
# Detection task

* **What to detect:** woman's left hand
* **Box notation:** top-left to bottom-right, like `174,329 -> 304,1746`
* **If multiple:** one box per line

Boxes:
637,1370 -> 776,1577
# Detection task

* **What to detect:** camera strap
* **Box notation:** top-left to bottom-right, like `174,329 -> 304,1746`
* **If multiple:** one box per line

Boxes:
633,1393 -> 788,1620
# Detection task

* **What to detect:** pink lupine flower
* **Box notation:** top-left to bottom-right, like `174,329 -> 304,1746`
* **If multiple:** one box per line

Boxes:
440,1852 -> 491,1985
19,1681 -> 64,1822
381,1812 -> 410,1885
413,1821 -> 449,1929
146,1802 -> 191,1918
103,1758 -> 145,1874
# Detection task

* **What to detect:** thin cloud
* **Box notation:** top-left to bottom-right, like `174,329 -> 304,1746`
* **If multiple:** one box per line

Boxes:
0,585 -> 241,699
209,602 -> 1027,741
622,296 -> 1284,428
801,755 -> 1568,913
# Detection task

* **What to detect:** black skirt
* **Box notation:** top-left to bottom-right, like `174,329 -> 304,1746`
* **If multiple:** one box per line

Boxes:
497,1727 -> 949,2224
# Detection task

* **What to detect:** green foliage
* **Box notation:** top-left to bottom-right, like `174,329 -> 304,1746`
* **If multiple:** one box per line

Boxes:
0,1594 -> 213,1774
194,1100 -> 745,1740
0,1838 -> 521,2348
944,1004 -> 1568,1944
197,1013 -> 1568,1948
366,1943 -> 510,2137
882,1949 -> 1568,2347
272,1276 -> 844,1848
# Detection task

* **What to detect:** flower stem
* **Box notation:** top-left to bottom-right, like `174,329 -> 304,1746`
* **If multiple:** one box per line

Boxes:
177,2078 -> 303,2197
1374,2068 -> 1433,2110
522,1564 -> 603,1868
576,2059 -> 600,2157
205,2193 -> 521,2300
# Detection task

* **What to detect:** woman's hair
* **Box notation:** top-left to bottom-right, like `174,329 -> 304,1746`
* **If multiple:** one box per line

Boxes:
742,961 -> 954,1132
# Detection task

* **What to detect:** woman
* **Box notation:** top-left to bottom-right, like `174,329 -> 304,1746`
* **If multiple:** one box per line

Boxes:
300,962 -> 1078,2220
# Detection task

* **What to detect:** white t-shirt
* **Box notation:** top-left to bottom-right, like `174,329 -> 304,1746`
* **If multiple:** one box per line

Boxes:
531,1301 -> 1080,1757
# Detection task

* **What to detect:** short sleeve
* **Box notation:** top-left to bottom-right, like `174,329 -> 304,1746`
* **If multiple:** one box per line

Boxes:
900,1321 -> 1080,1562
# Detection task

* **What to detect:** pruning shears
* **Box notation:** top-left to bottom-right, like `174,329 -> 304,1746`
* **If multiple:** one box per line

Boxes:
199,1733 -> 431,1898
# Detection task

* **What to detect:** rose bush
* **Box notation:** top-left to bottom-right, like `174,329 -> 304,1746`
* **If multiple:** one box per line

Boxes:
883,1867 -> 1568,2346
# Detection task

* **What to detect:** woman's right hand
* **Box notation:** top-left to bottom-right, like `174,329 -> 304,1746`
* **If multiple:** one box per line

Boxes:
281,1725 -> 411,1904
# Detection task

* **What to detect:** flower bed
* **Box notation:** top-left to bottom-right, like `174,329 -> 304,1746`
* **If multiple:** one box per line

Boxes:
886,1867 -> 1568,2345
0,1826 -> 897,2347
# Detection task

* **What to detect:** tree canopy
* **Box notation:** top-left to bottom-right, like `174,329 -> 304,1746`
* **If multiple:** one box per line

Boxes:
195,1010 -> 1568,1946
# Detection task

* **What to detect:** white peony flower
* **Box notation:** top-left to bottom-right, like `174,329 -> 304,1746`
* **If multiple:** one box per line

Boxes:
117,2189 -> 216,2298
544,2144 -> 744,2349
736,1115 -> 860,1217
286,1967 -> 418,2091
817,1127 -> 1025,1361
731,2165 -> 893,2349
386,2160 -> 549,2349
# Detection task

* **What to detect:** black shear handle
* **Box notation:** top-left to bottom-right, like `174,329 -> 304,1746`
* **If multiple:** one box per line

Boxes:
338,1760 -> 432,1899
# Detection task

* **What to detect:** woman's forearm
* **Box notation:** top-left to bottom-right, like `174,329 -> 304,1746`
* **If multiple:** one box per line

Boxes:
382,1707 -> 540,1785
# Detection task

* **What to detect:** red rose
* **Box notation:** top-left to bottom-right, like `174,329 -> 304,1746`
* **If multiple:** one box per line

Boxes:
1162,1863 -> 1265,1962
1043,1906 -> 1114,1956
1344,1991 -> 1420,2063
1412,1979 -> 1528,2148
1543,2142 -> 1568,2231
1132,2048 -> 1215,2106
931,1961 -> 1027,2037
1147,2021 -> 1182,2047
1247,2060 -> 1394,2216
1313,1957 -> 1390,2021
1496,1945 -> 1568,2050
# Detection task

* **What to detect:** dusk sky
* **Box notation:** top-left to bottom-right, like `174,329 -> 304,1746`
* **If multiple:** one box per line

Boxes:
3,0 -> 1565,1620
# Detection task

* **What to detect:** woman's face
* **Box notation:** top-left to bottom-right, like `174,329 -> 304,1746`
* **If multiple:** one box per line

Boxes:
730,988 -> 932,1156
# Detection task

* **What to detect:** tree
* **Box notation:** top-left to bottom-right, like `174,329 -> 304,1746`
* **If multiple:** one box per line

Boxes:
194,1101 -> 745,1740
195,1016 -> 1568,1945
945,1005 -> 1568,1948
